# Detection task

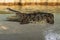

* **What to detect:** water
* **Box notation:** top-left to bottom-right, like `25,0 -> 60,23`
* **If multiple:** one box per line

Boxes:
0,5 -> 60,40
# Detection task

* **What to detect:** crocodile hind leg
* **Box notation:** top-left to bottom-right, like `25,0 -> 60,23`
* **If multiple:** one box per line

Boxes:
20,15 -> 30,24
46,14 -> 54,24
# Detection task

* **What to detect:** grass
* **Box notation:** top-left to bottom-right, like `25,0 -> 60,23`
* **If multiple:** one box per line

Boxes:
0,11 -> 12,14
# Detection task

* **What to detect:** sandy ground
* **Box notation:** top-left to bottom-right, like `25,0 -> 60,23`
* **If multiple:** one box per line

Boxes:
0,14 -> 59,40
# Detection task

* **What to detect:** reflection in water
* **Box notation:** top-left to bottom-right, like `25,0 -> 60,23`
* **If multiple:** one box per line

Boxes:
45,30 -> 60,40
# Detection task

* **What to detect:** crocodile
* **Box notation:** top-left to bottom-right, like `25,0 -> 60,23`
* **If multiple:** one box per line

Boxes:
7,8 -> 54,24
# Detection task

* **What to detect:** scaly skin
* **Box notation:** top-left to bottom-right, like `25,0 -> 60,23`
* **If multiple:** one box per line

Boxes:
7,8 -> 54,24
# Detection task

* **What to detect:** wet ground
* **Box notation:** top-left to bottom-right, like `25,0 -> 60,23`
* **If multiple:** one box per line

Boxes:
0,13 -> 59,40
